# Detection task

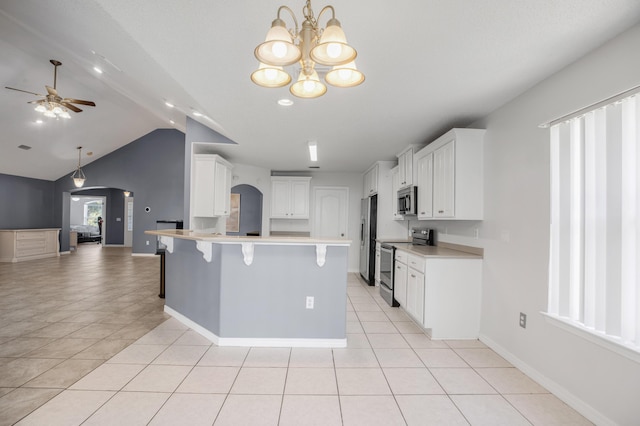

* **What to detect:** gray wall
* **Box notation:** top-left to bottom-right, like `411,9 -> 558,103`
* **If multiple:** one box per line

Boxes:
54,128 -> 185,253
227,184 -> 263,236
0,173 -> 55,229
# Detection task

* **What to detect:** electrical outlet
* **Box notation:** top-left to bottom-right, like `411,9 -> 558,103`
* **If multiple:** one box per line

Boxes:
146,240 -> 149,246
519,312 -> 527,328
306,296 -> 314,309
474,228 -> 479,239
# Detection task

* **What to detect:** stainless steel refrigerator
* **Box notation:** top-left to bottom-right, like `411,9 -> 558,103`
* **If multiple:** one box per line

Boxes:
359,195 -> 377,285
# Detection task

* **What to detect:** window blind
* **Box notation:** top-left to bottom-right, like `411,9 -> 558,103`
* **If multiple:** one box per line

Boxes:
548,94 -> 640,353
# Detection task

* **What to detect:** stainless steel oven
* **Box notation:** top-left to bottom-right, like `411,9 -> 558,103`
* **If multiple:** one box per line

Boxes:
379,244 -> 399,306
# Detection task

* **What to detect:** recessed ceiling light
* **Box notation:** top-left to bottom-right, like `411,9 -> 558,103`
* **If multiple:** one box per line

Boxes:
165,101 -> 174,108
169,120 -> 175,125
308,140 -> 318,162
278,99 -> 294,106
93,66 -> 103,74
86,151 -> 93,156
72,197 -> 80,201
35,120 -> 43,124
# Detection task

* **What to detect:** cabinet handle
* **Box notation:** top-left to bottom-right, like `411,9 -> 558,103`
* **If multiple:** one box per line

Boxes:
411,274 -> 416,278
420,212 -> 425,215
438,210 -> 444,213
396,266 -> 401,269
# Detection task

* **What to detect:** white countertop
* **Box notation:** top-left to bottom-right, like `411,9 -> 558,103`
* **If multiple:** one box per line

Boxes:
392,243 -> 482,259
145,229 -> 351,246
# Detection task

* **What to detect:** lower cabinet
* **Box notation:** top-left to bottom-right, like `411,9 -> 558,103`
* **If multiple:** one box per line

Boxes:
393,248 -> 482,339
394,255 -> 407,307
0,229 -> 60,263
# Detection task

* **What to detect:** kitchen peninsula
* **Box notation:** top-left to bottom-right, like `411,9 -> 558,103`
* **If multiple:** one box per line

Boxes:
145,229 -> 351,347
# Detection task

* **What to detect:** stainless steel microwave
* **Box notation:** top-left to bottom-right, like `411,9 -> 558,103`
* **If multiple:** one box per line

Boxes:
397,186 -> 417,215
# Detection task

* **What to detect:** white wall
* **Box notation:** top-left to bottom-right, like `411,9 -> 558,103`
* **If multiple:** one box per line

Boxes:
413,23 -> 640,425
229,165 -> 363,272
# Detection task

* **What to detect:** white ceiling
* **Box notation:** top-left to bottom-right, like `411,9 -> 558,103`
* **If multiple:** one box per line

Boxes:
2,0 -> 640,181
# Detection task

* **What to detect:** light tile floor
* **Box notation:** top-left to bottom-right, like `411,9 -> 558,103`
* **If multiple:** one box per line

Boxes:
0,245 -> 592,425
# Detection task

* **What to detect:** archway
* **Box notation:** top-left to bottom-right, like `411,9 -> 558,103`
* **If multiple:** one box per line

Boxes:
227,184 -> 263,236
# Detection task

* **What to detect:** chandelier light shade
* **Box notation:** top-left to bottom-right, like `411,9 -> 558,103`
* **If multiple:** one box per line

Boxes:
309,18 -> 356,66
71,146 -> 86,188
290,70 -> 327,98
251,0 -> 363,99
250,63 -> 292,88
325,61 -> 365,87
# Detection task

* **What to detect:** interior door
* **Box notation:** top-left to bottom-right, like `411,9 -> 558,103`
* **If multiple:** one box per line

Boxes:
313,187 -> 349,239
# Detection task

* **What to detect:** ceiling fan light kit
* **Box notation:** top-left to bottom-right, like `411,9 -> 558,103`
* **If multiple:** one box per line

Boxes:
5,59 -> 96,119
251,0 -> 364,98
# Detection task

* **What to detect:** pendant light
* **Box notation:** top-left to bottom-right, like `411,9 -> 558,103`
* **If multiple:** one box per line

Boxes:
71,146 -> 86,188
251,0 -> 363,98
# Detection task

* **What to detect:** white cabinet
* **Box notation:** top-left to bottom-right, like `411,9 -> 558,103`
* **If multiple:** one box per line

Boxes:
391,166 -> 404,220
363,164 -> 379,197
270,177 -> 311,219
396,147 -> 414,189
0,229 -> 60,263
192,154 -> 233,217
423,258 -> 482,339
394,257 -> 407,307
414,128 -> 484,220
416,153 -> 433,219
433,141 -> 455,218
397,253 -> 425,324
393,248 -> 482,339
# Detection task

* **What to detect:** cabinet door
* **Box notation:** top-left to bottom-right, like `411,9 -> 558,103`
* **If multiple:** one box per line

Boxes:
407,269 -> 424,324
192,156 -> 215,217
213,161 -> 230,216
394,261 -> 407,306
433,141 -> 455,217
290,179 -> 310,218
403,150 -> 413,187
271,180 -> 291,218
391,167 -> 403,220
416,153 -> 433,219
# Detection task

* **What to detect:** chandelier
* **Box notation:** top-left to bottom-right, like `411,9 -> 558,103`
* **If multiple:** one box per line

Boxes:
71,146 -> 86,188
251,0 -> 364,98
34,100 -> 71,119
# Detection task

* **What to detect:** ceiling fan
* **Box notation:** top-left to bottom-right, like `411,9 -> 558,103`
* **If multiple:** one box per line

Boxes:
5,59 -> 96,118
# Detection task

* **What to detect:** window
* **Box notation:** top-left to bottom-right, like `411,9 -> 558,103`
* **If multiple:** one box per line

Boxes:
547,93 -> 640,361
83,200 -> 103,226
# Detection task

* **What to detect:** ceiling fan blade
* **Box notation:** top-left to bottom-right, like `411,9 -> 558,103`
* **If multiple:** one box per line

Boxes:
5,86 -> 45,97
60,102 -> 82,113
46,85 -> 58,96
62,98 -> 96,107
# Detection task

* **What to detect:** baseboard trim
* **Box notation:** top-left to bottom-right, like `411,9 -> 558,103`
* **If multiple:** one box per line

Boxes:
104,244 -> 125,247
131,253 -> 156,257
164,305 -> 347,348
479,333 -> 615,426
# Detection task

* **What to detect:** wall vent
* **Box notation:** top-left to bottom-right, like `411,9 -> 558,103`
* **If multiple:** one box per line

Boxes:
18,145 -> 32,150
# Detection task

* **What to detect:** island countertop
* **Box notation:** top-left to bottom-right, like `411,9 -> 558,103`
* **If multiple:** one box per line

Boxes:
145,229 -> 351,245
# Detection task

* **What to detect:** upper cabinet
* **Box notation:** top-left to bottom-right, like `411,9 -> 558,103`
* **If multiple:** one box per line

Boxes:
396,147 -> 414,189
271,177 -> 311,219
416,152 -> 433,219
415,128 -> 485,220
390,166 -> 404,220
363,163 -> 379,197
191,154 -> 233,218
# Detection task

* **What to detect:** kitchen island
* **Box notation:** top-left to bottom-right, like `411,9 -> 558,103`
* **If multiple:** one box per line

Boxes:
145,229 -> 351,347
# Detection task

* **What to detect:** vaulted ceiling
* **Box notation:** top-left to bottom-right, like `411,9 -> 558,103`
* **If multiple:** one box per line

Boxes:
2,0 -> 640,180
